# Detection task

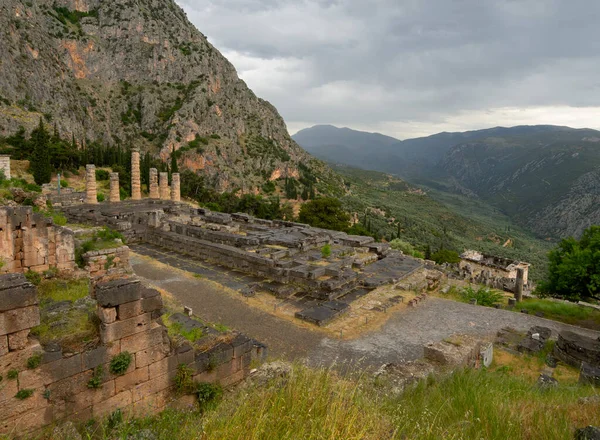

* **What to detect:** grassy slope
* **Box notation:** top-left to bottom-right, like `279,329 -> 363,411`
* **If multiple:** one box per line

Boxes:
337,165 -> 553,281
73,363 -> 599,440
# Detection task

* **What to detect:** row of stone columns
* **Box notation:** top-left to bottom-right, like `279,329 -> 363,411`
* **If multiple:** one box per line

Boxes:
84,149 -> 181,204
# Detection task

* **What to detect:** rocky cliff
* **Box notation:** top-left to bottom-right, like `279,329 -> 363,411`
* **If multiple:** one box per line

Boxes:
0,0 -> 343,194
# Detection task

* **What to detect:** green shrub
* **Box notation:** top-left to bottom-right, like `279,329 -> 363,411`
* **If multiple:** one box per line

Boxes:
321,243 -> 332,259
25,270 -> 42,286
26,353 -> 42,369
195,382 -> 222,411
431,249 -> 461,264
15,389 -> 34,400
59,179 -> 68,188
87,365 -> 104,389
109,352 -> 132,376
7,369 -> 18,380
51,211 -> 67,226
262,181 -> 276,194
97,192 -> 105,202
174,364 -> 195,394
459,286 -> 504,307
95,169 -> 110,181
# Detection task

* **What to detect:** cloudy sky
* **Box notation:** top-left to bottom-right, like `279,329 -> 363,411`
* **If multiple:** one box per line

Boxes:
176,0 -> 600,140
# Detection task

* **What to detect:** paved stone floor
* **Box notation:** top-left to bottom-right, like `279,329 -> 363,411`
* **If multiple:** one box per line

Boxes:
130,248 -> 600,369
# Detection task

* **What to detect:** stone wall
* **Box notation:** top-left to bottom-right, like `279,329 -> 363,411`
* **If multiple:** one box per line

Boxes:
0,207 -> 75,275
82,246 -> 131,281
0,274 -> 260,436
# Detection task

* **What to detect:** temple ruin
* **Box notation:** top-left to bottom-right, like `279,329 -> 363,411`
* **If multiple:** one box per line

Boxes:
459,250 -> 530,293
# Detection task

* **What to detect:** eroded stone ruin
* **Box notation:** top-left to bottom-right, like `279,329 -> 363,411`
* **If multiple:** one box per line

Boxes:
458,250 -> 530,293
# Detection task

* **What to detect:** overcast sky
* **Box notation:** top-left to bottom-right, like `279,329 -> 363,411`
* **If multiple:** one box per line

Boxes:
176,0 -> 600,140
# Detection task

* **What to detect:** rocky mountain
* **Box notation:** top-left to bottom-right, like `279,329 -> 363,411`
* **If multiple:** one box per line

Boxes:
294,124 -> 600,239
0,0 -> 343,195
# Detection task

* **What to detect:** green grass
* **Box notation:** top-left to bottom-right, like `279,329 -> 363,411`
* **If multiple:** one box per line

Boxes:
37,278 -> 89,303
515,298 -> 600,330
65,364 -> 600,440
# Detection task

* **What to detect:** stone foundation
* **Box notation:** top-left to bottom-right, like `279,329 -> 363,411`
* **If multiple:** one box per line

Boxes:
0,207 -> 75,274
0,274 -> 260,436
82,245 -> 131,280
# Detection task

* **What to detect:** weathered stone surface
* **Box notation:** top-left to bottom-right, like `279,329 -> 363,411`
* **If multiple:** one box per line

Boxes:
0,334 -> 8,356
109,172 -> 120,203
171,173 -> 180,202
0,274 -> 37,312
115,366 -> 149,393
131,149 -> 141,201
579,362 -> 600,387
7,329 -> 29,351
424,335 -> 481,366
117,300 -> 144,320
554,331 -> 600,368
575,426 -> 600,440
120,323 -> 166,354
100,312 -> 153,343
85,165 -> 98,205
97,306 -> 117,324
94,277 -> 141,307
0,305 -> 40,336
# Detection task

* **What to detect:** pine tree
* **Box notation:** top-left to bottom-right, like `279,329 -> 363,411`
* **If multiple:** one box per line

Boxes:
171,146 -> 179,174
31,118 -> 52,185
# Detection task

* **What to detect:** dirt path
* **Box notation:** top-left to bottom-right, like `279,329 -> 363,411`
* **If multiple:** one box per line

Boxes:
131,252 -> 600,368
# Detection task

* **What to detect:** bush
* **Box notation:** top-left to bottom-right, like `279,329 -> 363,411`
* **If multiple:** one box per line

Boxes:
87,365 -> 104,389
97,192 -> 105,202
298,198 -> 351,232
15,389 -> 34,400
174,364 -> 195,394
321,243 -> 332,259
26,353 -> 42,369
459,286 -> 504,307
431,249 -> 461,264
59,179 -> 68,188
195,382 -> 222,411
95,169 -> 110,181
109,352 -> 132,376
389,239 -> 424,259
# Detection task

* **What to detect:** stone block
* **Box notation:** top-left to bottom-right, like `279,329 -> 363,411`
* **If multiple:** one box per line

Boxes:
0,305 -> 40,336
92,390 -> 133,419
0,274 -> 37,312
115,366 -> 149,393
83,346 -> 108,370
100,312 -> 152,343
0,340 -> 41,372
120,322 -> 165,354
0,406 -> 55,437
135,343 -> 169,368
97,307 -> 117,324
72,380 -> 116,410
0,334 -> 8,356
579,362 -> 600,387
19,354 -> 82,388
142,295 -> 163,313
132,372 -> 172,402
133,388 -> 171,418
47,370 -> 90,402
8,329 -> 29,350
0,388 -> 48,421
148,355 -> 179,379
94,277 -> 141,307
219,369 -> 246,388
0,377 -> 18,404
117,299 -> 143,320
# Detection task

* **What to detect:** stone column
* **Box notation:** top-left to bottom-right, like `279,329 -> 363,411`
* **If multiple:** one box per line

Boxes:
171,173 -> 180,202
149,168 -> 159,199
109,172 -> 120,202
85,164 -> 98,204
0,155 -> 11,180
131,148 -> 141,200
515,268 -> 524,302
159,172 -> 169,200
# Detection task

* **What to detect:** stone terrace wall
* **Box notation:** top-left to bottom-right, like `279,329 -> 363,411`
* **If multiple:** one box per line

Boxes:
0,207 -> 75,275
0,274 -> 259,436
82,246 -> 132,281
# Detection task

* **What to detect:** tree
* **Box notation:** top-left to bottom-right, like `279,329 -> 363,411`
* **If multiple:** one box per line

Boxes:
538,225 -> 600,301
30,119 -> 52,185
430,249 -> 460,264
171,146 -> 179,174
298,198 -> 350,232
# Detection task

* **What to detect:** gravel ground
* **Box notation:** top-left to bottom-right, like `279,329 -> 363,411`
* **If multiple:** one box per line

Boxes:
131,252 -> 600,368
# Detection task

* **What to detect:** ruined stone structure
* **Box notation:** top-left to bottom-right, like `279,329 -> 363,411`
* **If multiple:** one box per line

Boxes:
149,168 -> 159,199
61,200 -> 423,325
459,250 -> 530,293
0,273 -> 261,435
85,164 -> 98,205
0,207 -> 75,274
171,173 -> 180,202
82,245 -> 131,281
109,172 -> 120,203
159,172 -> 169,200
554,330 -> 600,386
131,148 -> 141,201
0,155 -> 10,180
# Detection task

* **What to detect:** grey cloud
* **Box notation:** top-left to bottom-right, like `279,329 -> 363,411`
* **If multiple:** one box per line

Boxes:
176,0 -> 600,137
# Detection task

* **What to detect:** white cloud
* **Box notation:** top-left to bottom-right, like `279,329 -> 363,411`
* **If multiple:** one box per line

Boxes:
176,0 -> 600,139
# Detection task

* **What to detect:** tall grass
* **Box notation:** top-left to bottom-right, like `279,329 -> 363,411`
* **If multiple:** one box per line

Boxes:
202,365 -> 392,439
515,298 -> 600,328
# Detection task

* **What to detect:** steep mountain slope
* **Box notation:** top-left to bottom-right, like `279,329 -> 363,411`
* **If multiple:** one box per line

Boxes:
0,0 -> 343,195
294,124 -> 600,238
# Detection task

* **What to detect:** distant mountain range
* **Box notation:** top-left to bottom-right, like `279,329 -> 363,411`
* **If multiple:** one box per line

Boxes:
293,124 -> 600,239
